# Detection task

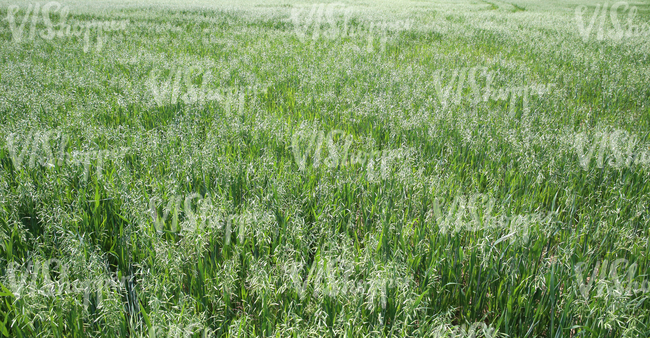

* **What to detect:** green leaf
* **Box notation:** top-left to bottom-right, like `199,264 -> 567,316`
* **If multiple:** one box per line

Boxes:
0,321 -> 8,337
139,300 -> 151,329
0,283 -> 13,298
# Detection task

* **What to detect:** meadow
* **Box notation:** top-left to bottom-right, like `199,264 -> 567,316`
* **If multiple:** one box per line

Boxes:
0,0 -> 649,337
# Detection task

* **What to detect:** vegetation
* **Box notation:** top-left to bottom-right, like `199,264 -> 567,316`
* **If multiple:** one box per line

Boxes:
0,0 -> 649,336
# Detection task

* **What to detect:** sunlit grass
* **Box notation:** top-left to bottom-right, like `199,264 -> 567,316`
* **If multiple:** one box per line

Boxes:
0,0 -> 649,337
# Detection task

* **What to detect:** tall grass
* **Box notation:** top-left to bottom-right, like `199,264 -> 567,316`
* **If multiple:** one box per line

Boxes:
0,0 -> 649,337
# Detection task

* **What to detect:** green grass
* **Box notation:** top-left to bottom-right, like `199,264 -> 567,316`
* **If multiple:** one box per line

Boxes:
0,0 -> 650,337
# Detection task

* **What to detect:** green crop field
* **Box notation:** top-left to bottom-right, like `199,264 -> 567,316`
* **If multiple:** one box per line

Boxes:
0,0 -> 649,336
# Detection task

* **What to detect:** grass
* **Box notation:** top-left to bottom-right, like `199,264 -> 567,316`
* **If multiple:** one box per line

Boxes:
0,0 -> 649,337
